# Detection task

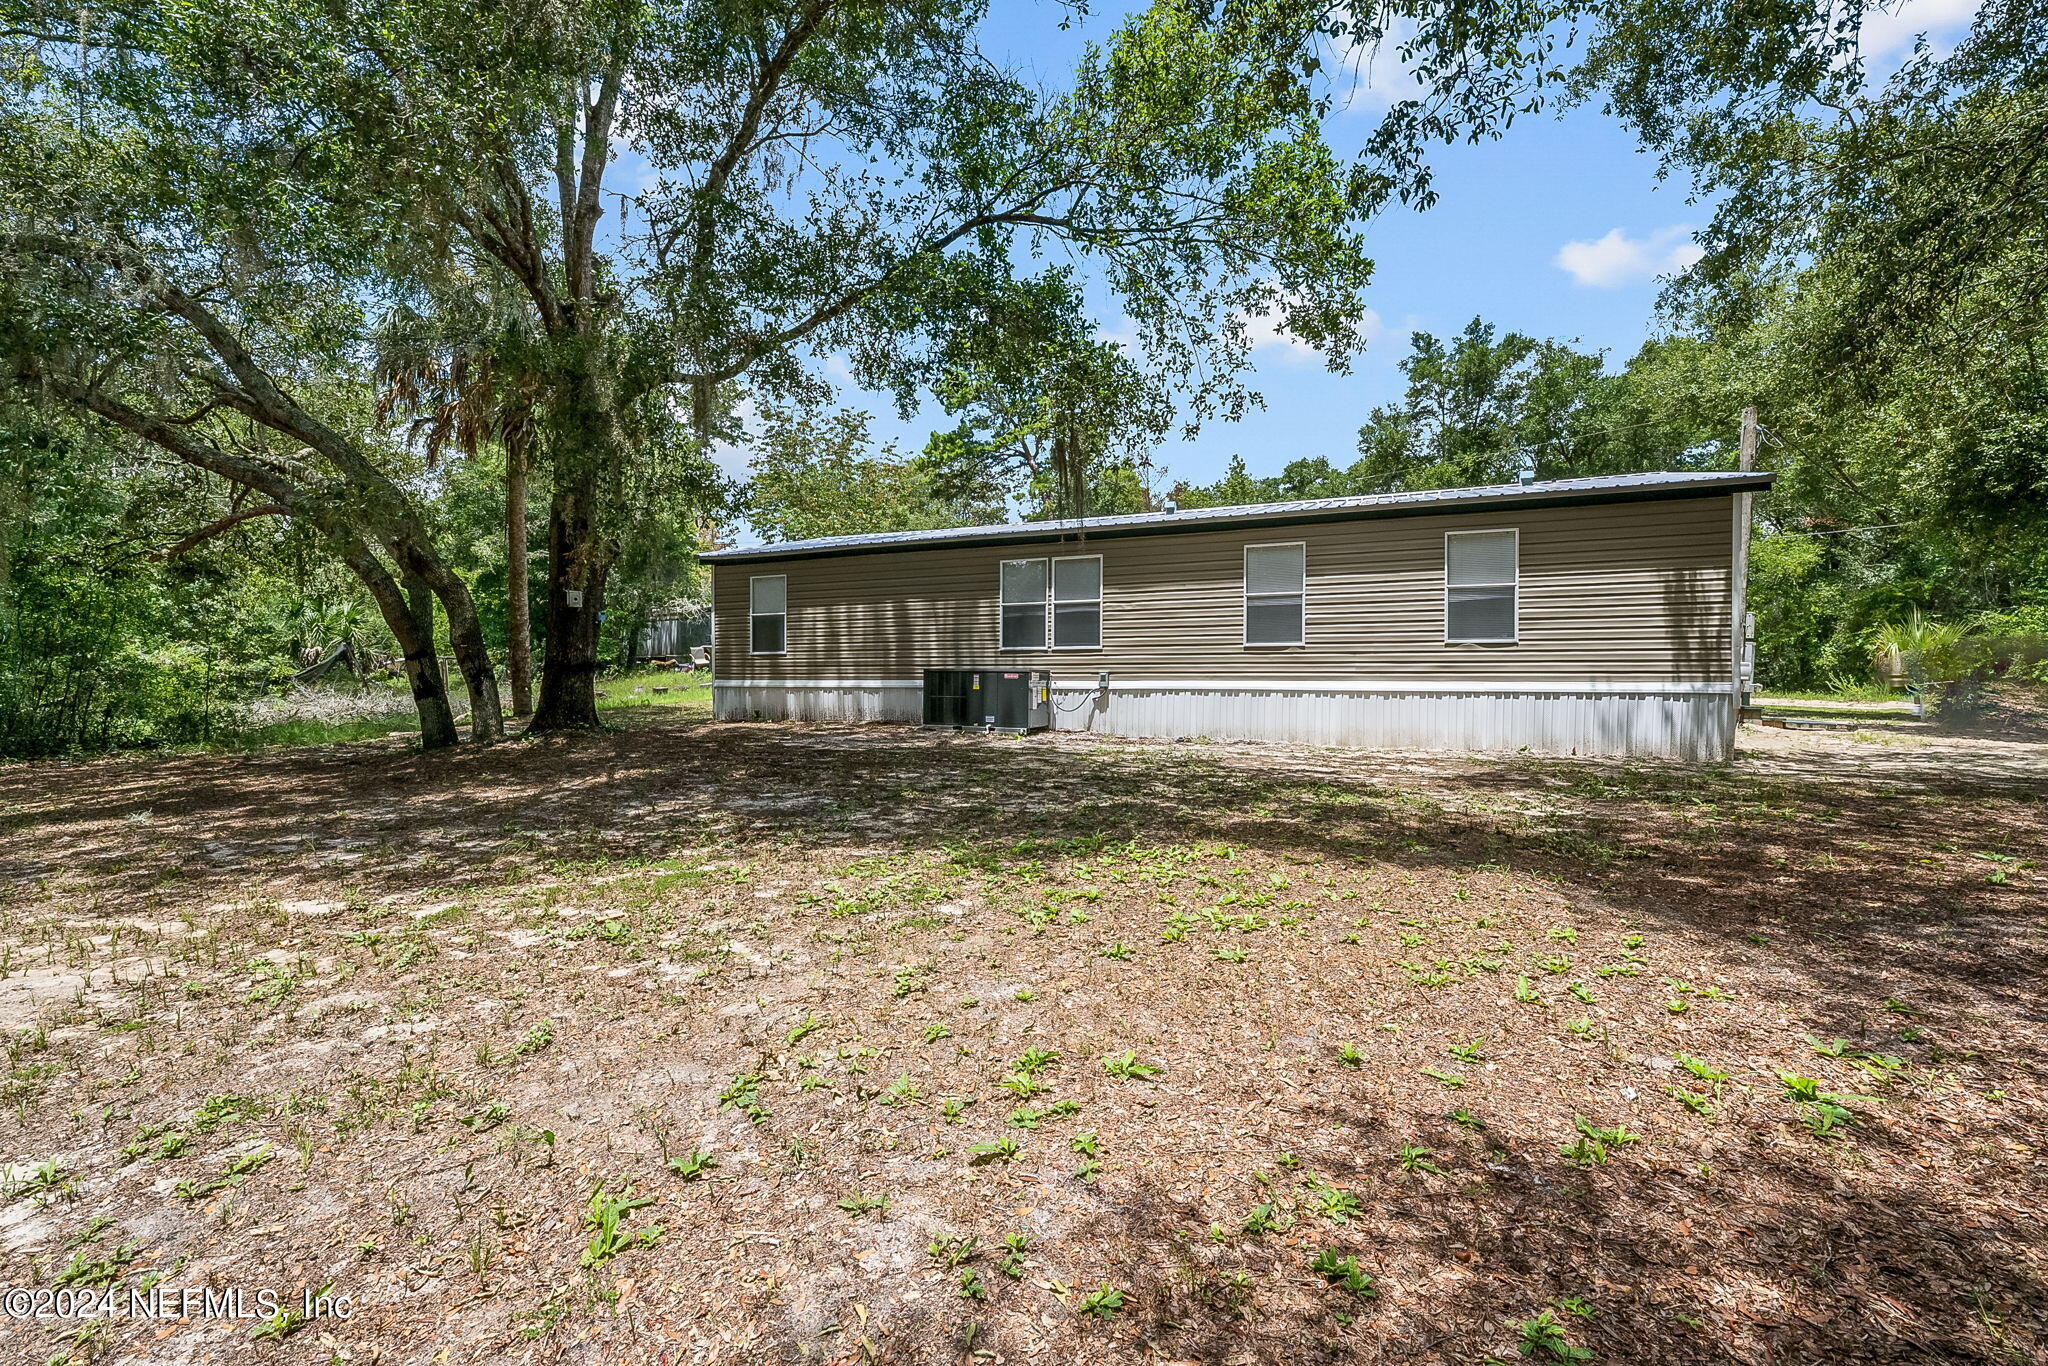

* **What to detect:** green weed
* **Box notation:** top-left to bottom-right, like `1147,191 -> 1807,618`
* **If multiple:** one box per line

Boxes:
580,1180 -> 662,1266
1397,1144 -> 1440,1174
667,1148 -> 717,1180
1310,1247 -> 1376,1298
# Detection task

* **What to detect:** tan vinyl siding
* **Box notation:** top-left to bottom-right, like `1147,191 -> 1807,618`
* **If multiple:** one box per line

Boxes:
712,494 -> 1734,684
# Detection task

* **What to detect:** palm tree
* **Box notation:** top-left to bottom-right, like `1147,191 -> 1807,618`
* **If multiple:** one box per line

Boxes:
1871,610 -> 1979,712
291,598 -> 374,683
375,329 -> 541,717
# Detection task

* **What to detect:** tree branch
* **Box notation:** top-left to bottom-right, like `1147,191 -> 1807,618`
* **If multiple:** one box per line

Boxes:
674,203 -> 1079,387
567,56 -> 628,310
150,505 -> 290,561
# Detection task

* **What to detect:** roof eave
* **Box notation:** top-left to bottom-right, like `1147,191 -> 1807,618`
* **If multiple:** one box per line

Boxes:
696,472 -> 1776,565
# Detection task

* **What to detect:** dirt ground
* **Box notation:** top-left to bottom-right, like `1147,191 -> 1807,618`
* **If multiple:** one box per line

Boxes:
0,708 -> 2043,1366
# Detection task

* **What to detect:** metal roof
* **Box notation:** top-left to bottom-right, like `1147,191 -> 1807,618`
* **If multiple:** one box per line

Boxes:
698,469 -> 1774,563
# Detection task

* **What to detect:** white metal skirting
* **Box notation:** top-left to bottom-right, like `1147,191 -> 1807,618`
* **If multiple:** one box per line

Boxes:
715,680 -> 922,725
1046,683 -> 1731,761
713,678 -> 1734,760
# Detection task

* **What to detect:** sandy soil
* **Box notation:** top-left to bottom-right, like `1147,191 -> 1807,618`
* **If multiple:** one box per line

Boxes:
0,712 -> 2042,1365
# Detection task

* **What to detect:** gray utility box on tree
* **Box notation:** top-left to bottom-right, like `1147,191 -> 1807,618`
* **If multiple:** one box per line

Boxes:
921,668 -> 1051,733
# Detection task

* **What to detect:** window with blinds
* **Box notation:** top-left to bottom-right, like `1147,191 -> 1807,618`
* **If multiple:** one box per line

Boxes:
1445,529 -> 1518,643
748,574 -> 787,654
1243,542 -> 1306,646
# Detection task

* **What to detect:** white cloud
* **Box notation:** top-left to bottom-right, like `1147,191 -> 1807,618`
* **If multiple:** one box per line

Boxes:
1095,316 -> 1142,350
1103,306 -> 1380,364
707,394 -> 758,479
1860,0 -> 1980,63
1331,20 -> 1426,114
1245,305 -> 1383,363
1553,226 -> 1705,289
1245,308 -> 1318,362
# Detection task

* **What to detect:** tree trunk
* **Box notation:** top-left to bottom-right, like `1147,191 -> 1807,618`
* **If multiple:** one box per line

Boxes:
321,532 -> 458,750
25,335 -> 476,752
440,579 -> 508,744
393,541 -> 506,744
395,564 -> 461,750
529,467 -> 612,731
505,437 -> 533,718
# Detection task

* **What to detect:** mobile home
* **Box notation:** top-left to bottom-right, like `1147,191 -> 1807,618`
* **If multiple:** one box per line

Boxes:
699,470 -> 1771,760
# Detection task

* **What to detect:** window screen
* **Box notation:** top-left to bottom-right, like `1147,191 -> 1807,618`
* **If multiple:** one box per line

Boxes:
1051,556 -> 1102,649
1000,559 -> 1049,650
749,574 -> 787,654
1445,530 -> 1517,643
1000,556 -> 1102,649
1244,544 -> 1306,646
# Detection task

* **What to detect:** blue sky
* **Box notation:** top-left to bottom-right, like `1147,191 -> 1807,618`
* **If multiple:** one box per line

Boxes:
702,0 -> 1980,499
1160,103 -> 1709,486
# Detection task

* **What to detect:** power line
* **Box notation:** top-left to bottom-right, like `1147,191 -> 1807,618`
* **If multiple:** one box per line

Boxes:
1764,521 -> 1916,538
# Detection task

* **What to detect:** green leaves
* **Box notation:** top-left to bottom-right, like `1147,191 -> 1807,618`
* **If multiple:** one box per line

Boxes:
1560,1116 -> 1639,1166
717,1073 -> 769,1123
1077,1282 -> 1126,1319
1311,1246 -> 1376,1298
1778,1073 -> 1872,1137
836,1190 -> 889,1216
666,1148 -> 716,1180
1516,1306 -> 1593,1362
968,1135 -> 1021,1164
581,1179 -> 662,1266
746,396 -> 989,544
1397,1144 -> 1440,1174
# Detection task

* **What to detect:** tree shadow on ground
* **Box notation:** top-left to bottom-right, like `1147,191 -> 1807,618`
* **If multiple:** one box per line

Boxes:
6,714 -> 2040,1059
3,714 -> 2043,1364
1090,1102 -> 2043,1365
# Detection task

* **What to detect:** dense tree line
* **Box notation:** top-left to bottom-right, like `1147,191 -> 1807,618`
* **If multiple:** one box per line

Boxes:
1168,313 -> 2047,687
1168,0 -> 2048,688
3,0 -> 2043,753
3,0 -> 1417,749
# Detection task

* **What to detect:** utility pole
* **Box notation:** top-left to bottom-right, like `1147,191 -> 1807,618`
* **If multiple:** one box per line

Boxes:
1729,407 -> 1758,751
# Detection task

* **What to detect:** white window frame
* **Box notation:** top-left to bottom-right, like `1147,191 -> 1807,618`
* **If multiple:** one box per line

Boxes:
997,554 -> 1104,651
998,557 -> 1049,652
748,573 -> 787,655
1242,541 -> 1307,648
1443,528 -> 1519,645
1050,554 -> 1104,651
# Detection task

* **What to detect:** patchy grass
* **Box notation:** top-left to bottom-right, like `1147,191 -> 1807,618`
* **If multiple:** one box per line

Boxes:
221,712 -> 425,751
204,669 -> 712,755
1752,683 -> 1904,704
596,669 -> 712,715
0,714 -> 2042,1364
